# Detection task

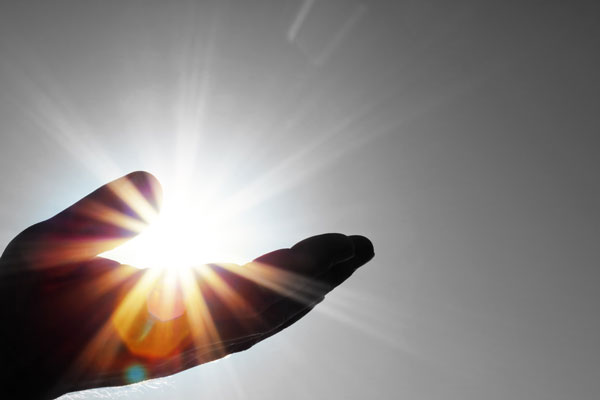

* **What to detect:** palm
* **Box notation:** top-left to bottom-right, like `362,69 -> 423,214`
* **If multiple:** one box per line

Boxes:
0,172 -> 374,400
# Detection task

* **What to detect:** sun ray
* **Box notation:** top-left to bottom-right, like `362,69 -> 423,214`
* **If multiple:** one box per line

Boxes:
313,287 -> 408,352
111,268 -> 163,352
197,264 -> 259,321
178,265 -> 225,360
104,177 -> 162,226
77,200 -> 152,235
0,52 -> 123,183
171,2 -> 221,185
216,261 -> 329,307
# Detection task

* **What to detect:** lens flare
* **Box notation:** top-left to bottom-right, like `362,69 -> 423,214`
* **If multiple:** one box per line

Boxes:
124,364 -> 147,384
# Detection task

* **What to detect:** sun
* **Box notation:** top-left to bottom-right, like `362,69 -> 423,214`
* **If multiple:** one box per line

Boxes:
100,187 -> 248,271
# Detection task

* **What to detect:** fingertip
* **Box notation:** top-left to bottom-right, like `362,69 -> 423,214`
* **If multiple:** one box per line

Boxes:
316,236 -> 373,289
348,235 -> 374,266
125,171 -> 163,212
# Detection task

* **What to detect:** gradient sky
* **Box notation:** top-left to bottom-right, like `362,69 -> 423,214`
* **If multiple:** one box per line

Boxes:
1,1 -> 599,399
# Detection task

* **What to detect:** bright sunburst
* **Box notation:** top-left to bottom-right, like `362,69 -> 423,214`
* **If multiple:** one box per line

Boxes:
100,183 -> 249,271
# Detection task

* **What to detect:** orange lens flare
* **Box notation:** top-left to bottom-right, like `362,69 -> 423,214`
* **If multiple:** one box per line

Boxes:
112,270 -> 191,359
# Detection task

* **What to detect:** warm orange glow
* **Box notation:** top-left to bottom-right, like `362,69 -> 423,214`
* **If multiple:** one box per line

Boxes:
110,269 -> 189,359
147,274 -> 186,321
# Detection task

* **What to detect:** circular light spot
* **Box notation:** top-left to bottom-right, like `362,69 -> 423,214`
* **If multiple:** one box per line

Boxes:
125,364 -> 147,383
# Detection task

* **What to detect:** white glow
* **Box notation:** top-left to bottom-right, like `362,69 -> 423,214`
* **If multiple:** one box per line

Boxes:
100,188 -> 249,270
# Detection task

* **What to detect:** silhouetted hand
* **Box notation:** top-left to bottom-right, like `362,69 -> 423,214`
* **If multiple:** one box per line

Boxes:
0,172 -> 374,400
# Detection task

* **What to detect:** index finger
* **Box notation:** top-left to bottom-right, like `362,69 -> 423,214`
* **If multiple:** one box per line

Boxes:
2,171 -> 162,269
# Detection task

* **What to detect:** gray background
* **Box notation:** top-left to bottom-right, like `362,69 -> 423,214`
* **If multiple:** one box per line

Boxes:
1,1 -> 599,399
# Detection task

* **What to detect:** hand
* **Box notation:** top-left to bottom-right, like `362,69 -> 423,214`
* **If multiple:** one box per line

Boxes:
0,171 -> 374,400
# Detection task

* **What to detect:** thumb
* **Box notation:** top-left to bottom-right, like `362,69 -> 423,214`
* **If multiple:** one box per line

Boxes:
3,171 -> 162,268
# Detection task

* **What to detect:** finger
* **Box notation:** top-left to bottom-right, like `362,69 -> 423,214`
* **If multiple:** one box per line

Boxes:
251,248 -> 334,306
253,235 -> 374,338
240,234 -> 356,299
202,235 -> 374,344
198,248 -> 331,340
291,233 -> 355,268
319,235 -> 374,288
204,263 -> 280,316
229,235 -> 356,332
253,248 -> 323,277
4,171 -> 162,268
45,170 -> 163,239
198,260 -> 316,343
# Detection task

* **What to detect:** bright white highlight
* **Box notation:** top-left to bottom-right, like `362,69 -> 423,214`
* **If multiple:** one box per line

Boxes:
101,187 -> 248,270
